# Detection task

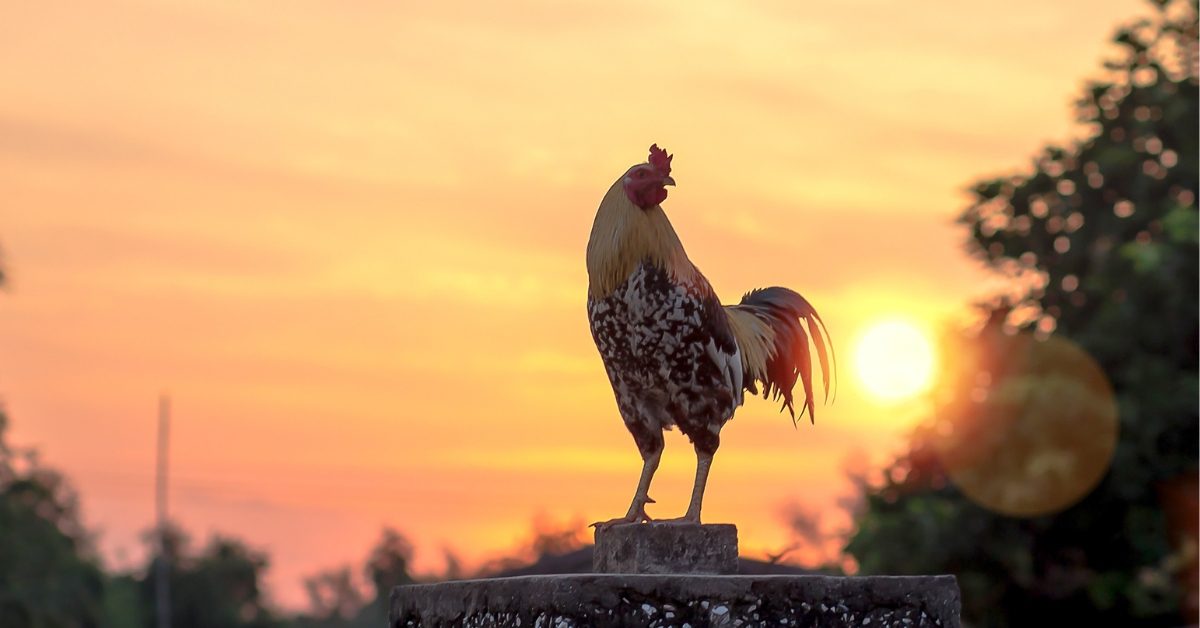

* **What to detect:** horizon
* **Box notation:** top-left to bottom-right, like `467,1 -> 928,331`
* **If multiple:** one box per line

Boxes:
0,0 -> 1150,610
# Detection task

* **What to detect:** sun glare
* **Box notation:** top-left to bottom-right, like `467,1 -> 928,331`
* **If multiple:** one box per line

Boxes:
854,320 -> 937,402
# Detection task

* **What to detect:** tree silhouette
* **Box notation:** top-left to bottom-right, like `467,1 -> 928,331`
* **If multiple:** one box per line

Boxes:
302,567 -> 364,624
115,525 -> 283,628
0,411 -> 107,627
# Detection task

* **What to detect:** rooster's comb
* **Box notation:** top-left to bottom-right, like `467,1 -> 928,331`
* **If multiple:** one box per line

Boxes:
648,144 -> 672,175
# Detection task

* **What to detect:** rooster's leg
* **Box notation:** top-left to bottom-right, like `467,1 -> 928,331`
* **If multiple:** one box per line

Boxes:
662,433 -> 720,524
626,448 -> 662,518
669,449 -> 713,524
591,427 -> 663,528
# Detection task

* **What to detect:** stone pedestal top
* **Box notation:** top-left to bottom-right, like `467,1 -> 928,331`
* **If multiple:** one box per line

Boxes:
593,522 -> 737,575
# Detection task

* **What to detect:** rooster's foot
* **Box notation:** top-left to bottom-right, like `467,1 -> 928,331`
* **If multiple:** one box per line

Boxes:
590,497 -> 655,529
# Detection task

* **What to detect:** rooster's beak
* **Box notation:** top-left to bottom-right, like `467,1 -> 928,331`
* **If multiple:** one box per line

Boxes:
662,175 -> 676,186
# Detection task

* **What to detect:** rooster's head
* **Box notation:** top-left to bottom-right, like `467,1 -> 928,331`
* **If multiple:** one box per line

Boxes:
623,144 -> 676,210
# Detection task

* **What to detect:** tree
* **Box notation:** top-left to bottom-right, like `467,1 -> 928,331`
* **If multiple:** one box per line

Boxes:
131,526 -> 281,628
364,528 -> 416,599
301,567 -> 365,625
846,1 -> 1198,625
0,411 -> 107,627
341,528 -> 414,628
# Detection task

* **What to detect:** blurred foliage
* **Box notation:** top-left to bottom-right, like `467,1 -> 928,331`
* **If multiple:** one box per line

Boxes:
0,398 -> 568,628
94,524 -> 284,628
142,528 -> 281,628
298,568 -> 363,626
846,1 -> 1199,625
291,519 -> 584,627
475,514 -> 587,576
353,527 -> 415,627
291,527 -> 416,628
0,411 -> 107,627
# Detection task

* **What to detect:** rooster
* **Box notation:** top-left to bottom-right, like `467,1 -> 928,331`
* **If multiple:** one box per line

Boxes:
587,144 -> 835,527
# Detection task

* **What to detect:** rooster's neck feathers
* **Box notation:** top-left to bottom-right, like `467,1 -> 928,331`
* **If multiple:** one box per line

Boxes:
587,177 -> 697,299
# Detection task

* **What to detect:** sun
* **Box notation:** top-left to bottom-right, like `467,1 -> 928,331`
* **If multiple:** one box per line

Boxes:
855,319 -> 937,401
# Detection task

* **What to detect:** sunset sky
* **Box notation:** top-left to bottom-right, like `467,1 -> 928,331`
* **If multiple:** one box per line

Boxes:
0,0 -> 1146,609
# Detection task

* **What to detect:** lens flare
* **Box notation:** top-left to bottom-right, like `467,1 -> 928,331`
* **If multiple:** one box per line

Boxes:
932,333 -> 1119,517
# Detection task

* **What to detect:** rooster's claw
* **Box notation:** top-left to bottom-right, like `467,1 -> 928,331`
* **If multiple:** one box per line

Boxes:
590,496 -> 655,529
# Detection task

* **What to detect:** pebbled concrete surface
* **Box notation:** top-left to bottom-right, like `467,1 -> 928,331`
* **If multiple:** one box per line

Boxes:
391,574 -> 962,627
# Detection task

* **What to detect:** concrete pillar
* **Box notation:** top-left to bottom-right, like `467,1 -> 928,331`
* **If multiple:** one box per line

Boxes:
391,524 -> 961,627
593,523 -> 737,575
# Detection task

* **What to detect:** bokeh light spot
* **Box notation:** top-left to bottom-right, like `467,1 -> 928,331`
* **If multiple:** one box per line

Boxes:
933,334 -> 1119,517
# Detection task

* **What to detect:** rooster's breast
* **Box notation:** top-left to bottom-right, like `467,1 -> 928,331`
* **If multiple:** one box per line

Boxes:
588,262 -> 743,438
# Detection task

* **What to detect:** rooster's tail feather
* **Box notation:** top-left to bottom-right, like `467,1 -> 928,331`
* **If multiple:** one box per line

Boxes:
724,287 -> 836,424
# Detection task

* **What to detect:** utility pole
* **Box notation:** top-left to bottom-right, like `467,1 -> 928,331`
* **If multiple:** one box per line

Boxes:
155,395 -> 171,628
